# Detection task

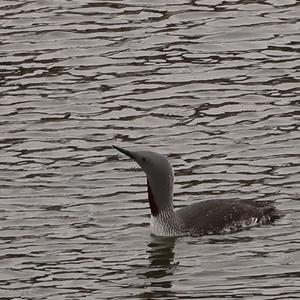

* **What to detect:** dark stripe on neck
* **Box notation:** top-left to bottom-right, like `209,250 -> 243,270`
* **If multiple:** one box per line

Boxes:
147,179 -> 159,216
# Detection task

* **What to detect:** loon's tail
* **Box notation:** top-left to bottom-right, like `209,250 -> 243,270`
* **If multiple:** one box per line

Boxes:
259,201 -> 283,223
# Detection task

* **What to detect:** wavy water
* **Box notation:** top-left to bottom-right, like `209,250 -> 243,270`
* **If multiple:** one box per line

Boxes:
0,0 -> 300,299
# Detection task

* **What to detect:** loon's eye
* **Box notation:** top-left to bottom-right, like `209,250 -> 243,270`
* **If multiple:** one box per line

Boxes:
141,157 -> 146,163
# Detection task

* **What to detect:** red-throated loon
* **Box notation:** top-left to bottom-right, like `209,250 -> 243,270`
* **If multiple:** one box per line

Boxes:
113,145 -> 280,237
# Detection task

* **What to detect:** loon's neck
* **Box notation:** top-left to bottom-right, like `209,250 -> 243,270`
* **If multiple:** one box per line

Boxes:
147,177 -> 182,236
147,177 -> 174,216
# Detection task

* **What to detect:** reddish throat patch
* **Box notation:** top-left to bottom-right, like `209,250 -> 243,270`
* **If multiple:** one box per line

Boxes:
147,179 -> 159,216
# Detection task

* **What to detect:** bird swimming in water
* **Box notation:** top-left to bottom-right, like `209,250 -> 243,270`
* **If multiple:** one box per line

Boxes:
113,145 -> 280,237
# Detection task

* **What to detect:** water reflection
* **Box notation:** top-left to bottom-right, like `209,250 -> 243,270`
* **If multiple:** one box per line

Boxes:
139,236 -> 176,300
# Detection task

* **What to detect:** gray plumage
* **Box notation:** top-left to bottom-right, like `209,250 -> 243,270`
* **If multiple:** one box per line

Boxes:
176,199 -> 278,236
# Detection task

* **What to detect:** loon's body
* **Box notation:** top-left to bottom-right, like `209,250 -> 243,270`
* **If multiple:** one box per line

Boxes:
114,146 -> 280,237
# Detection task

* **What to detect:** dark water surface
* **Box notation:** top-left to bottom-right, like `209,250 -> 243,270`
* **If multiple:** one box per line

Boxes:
1,0 -> 300,299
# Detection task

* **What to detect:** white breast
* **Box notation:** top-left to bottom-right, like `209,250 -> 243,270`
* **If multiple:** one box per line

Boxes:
150,211 -> 186,237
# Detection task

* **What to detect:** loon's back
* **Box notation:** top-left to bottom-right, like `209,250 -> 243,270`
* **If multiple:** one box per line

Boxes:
176,199 -> 280,237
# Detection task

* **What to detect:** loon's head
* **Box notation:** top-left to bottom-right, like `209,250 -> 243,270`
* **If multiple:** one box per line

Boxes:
113,145 -> 174,216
